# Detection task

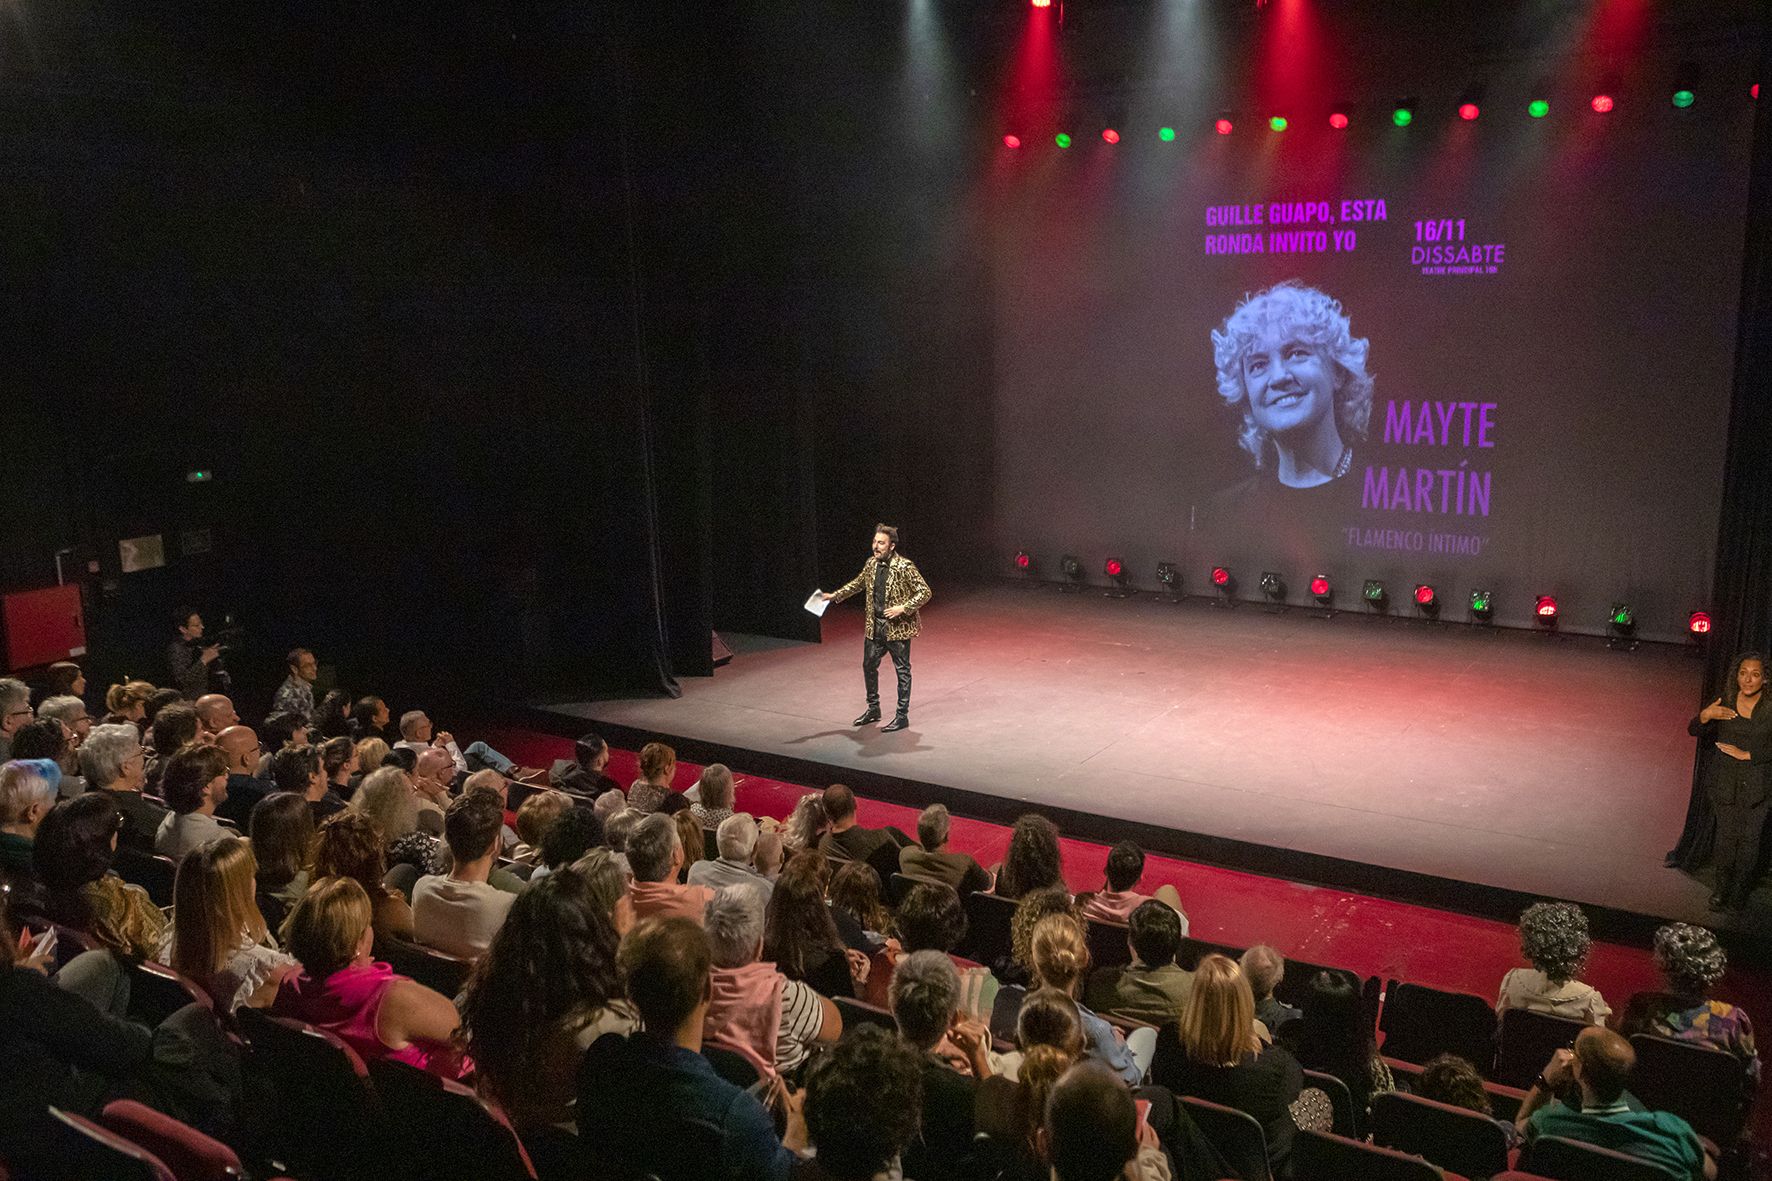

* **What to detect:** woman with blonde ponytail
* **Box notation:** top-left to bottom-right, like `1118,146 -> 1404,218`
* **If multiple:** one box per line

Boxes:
975,988 -> 1086,1181
1030,913 -> 1142,1085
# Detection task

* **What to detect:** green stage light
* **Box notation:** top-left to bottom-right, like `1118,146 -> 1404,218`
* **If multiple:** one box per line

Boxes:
1362,579 -> 1387,604
1528,99 -> 1550,118
1268,116 -> 1288,132
1158,126 -> 1176,142
1469,589 -> 1493,617
1610,602 -> 1636,629
1392,106 -> 1413,127
1054,132 -> 1072,148
1672,89 -> 1695,108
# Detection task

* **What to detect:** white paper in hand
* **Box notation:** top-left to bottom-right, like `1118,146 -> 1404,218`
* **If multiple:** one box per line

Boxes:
804,591 -> 829,617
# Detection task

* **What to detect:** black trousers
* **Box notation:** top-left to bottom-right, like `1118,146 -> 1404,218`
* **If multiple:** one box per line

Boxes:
862,629 -> 912,716
1712,761 -> 1770,906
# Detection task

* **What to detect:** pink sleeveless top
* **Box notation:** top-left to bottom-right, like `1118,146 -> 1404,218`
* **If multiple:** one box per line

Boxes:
273,961 -> 462,1077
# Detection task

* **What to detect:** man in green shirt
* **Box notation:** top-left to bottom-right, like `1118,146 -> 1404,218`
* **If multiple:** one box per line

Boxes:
1515,1026 -> 1714,1180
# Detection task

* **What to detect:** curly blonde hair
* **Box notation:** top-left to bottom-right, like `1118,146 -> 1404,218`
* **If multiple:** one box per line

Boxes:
1211,280 -> 1374,467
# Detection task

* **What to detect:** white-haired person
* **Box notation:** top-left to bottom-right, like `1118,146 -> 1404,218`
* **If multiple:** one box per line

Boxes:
80,724 -> 165,851
625,813 -> 714,925
0,760 -> 61,899
1210,279 -> 1373,489
703,882 -> 839,1077
688,812 -> 774,900
1621,923 -> 1759,1084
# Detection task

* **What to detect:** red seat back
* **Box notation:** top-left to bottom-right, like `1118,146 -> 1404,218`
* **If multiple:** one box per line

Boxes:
99,1100 -> 243,1181
367,1057 -> 535,1181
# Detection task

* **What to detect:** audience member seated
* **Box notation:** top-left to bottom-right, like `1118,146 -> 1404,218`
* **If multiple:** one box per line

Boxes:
704,882 -> 839,1077
817,783 -> 912,873
766,851 -> 867,999
272,647 -> 319,720
312,810 -> 415,940
1240,945 -> 1301,1037
313,689 -> 355,739
460,867 -> 638,1132
691,763 -> 738,829
755,830 -> 784,882
192,693 -> 239,738
42,659 -> 87,704
273,876 -> 465,1077
272,743 -> 346,823
627,812 -> 715,925
80,723 -> 166,850
1498,900 -> 1611,1024
1007,887 -> 1078,986
1418,1054 -> 1522,1148
320,735 -> 359,801
11,718 -> 82,798
883,881 -> 996,1016
976,987 -> 1087,1178
676,809 -> 709,882
255,710 -> 311,778
1079,841 -> 1187,931
534,806 -> 604,882
0,678 -> 33,761
1620,922 -> 1759,1084
900,803 -> 991,896
776,792 -> 828,855
550,731 -> 623,799
351,736 -> 389,789
249,791 -> 315,935
410,746 -> 459,820
993,813 -> 1065,901
689,813 -> 775,898
604,806 -> 643,855
1151,953 -> 1304,1176
1044,1060 -> 1169,1181
577,917 -> 807,1180
460,768 -> 521,859
628,741 -> 683,814
154,745 -> 233,860
1277,969 -> 1393,1121
890,950 -> 991,1181
144,704 -> 202,793
512,790 -> 571,866
572,846 -> 634,936
1515,1026 -> 1715,1180
168,837 -> 299,1011
30,793 -> 167,959
353,695 -> 392,742
1028,913 -> 1141,1085
37,693 -> 94,762
104,679 -> 156,728
1085,898 -> 1195,1028
412,790 -> 516,960
212,724 -> 269,829
352,766 -> 443,880
146,686 -> 185,723
396,709 -> 527,780
830,860 -> 893,950
798,1024 -> 926,1181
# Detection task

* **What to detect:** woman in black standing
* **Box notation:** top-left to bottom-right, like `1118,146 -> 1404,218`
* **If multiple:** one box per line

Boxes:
1689,652 -> 1771,912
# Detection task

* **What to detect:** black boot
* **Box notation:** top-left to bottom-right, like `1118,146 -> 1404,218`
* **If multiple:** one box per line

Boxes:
853,708 -> 881,726
880,714 -> 909,732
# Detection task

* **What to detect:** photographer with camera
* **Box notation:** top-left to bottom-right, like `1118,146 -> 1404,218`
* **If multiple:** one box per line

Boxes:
167,609 -> 233,700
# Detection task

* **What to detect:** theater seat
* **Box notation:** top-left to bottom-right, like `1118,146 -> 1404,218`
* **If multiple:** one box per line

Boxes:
368,1057 -> 536,1181
1369,1090 -> 1510,1180
128,960 -> 214,1028
1517,1134 -> 1686,1181
112,848 -> 178,908
1178,1095 -> 1271,1181
960,891 -> 1017,967
1495,1008 -> 1589,1089
37,1107 -> 178,1181
236,1007 -> 388,1181
1379,980 -> 1498,1069
98,1100 -> 244,1181
1084,918 -> 1133,969
832,994 -> 898,1035
1626,1033 -> 1750,1145
376,935 -> 472,998
1293,1129 -> 1453,1181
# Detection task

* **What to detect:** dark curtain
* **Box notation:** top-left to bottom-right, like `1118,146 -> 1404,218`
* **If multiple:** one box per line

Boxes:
1669,28 -> 1772,869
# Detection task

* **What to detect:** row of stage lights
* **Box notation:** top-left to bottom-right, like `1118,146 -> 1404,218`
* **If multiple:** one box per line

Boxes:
1001,81 -> 1761,149
1013,551 -> 1715,640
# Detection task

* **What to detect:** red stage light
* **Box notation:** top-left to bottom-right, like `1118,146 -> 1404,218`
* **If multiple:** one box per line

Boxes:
1689,610 -> 1712,635
1015,552 -> 1031,570
1753,84 -> 1760,100
1535,595 -> 1559,618
1003,135 -> 1022,149
1590,94 -> 1615,113
1309,575 -> 1331,597
1328,112 -> 1349,130
1458,102 -> 1480,121
1414,584 -> 1438,607
1214,118 -> 1234,136
1101,128 -> 1120,144
1211,566 -> 1232,587
1105,558 -> 1123,577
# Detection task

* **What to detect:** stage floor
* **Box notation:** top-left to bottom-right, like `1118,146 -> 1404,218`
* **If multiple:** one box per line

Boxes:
545,584 -> 1724,927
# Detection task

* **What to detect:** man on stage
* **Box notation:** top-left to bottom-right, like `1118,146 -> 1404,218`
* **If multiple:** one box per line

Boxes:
821,524 -> 931,732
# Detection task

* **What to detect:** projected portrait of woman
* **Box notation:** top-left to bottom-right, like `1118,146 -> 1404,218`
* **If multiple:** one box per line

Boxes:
1211,280 -> 1373,488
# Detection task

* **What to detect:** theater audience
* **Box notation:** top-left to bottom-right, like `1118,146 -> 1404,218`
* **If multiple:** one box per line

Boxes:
1008,888 -> 1078,985
799,1024 -> 925,1181
779,791 -> 828,854
410,746 -> 458,817
353,695 -> 392,741
535,807 -> 603,882
43,660 -> 87,703
675,808 -> 708,880
689,813 -> 774,898
1240,945 -> 1301,1036
766,851 -> 866,999
703,882 -> 839,1077
900,803 -> 991,896
1085,898 -> 1195,1028
1498,901 -> 1611,1025
890,950 -> 989,1181
976,987 -> 1087,1178
1515,1026 -> 1714,1180
577,917 -> 807,1180
1044,1060 -> 1170,1181
572,847 -> 634,935
272,648 -> 318,720
104,679 -> 156,727
627,812 -> 715,925
249,791 -> 315,935
1151,954 -> 1304,1176
212,724 -> 269,829
312,689 -> 354,739
11,718 -> 82,798
1277,969 -> 1392,1120
830,859 -> 893,947
691,763 -> 737,829
1079,840 -> 1187,931
192,693 -> 239,737
81,723 -> 165,850
627,741 -> 681,814
311,810 -> 415,941
1027,913 -> 1141,1085
353,735 -> 389,782
168,837 -> 298,1011
461,867 -> 637,1131
145,704 -> 202,793
754,830 -> 784,882
320,735 -> 358,801
255,710 -> 311,778
155,745 -> 232,860
412,790 -> 515,960
1418,1054 -> 1521,1148
272,743 -> 346,823
37,694 -> 93,747
994,813 -> 1065,901
512,790 -> 571,866
1621,922 -> 1759,1082
146,686 -> 185,724
30,793 -> 166,959
0,679 -> 33,761
818,783 -> 912,877
604,806 -> 643,855
550,731 -> 623,799
352,766 -> 443,881
273,876 -> 465,1077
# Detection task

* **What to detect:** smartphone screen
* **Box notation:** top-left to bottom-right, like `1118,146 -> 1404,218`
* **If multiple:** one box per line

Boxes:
1135,1098 -> 1151,1131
